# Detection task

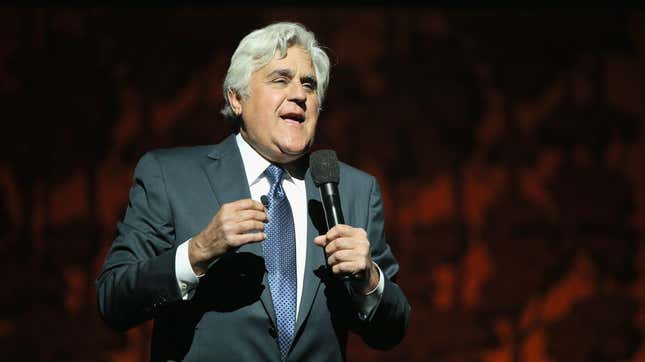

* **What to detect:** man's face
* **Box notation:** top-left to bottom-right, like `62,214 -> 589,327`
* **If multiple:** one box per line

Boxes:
230,46 -> 320,164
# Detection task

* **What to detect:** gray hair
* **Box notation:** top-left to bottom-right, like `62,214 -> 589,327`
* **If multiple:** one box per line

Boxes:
221,22 -> 331,127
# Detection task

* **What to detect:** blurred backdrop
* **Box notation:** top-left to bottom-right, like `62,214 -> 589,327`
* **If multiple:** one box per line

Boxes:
1,6 -> 644,362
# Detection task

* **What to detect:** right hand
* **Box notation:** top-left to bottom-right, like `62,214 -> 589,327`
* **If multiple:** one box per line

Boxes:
189,198 -> 268,275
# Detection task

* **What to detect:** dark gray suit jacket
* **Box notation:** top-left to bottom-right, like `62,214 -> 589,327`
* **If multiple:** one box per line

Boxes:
97,134 -> 410,361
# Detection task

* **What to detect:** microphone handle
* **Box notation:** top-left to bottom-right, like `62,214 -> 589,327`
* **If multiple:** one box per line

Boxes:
321,183 -> 345,226
320,182 -> 351,281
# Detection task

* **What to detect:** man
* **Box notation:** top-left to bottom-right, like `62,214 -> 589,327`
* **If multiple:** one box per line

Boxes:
97,22 -> 410,361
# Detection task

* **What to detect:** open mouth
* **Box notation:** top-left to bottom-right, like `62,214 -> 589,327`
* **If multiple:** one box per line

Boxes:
280,113 -> 305,123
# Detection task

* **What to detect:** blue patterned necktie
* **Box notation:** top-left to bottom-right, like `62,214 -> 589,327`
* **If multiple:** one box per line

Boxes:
262,164 -> 297,361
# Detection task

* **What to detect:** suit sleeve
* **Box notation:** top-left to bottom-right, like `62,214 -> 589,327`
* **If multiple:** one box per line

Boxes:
96,151 -> 182,331
354,176 -> 411,350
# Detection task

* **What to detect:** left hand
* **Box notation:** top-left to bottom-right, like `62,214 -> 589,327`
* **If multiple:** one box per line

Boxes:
314,224 -> 379,294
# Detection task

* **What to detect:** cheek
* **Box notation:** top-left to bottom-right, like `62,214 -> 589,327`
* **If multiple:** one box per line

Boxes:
247,88 -> 281,114
266,92 -> 287,111
310,98 -> 320,112
306,103 -> 319,123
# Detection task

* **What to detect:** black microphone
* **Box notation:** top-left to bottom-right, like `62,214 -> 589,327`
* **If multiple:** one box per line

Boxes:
260,195 -> 269,209
310,150 -> 344,228
311,150 -> 351,280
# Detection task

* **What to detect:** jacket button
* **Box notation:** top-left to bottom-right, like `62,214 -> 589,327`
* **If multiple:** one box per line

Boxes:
268,326 -> 277,339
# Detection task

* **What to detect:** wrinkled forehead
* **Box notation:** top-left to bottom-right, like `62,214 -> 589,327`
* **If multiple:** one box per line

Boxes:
256,46 -> 315,76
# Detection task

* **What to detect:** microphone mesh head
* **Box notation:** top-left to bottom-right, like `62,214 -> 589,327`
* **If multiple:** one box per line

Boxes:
310,150 -> 340,186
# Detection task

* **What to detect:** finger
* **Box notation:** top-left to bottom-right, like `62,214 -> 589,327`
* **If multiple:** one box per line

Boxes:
327,249 -> 357,266
325,237 -> 349,254
313,235 -> 327,247
326,224 -> 356,240
234,220 -> 266,234
232,231 -> 266,246
228,198 -> 266,212
325,237 -> 368,255
331,261 -> 362,275
325,225 -> 345,240
236,209 -> 269,223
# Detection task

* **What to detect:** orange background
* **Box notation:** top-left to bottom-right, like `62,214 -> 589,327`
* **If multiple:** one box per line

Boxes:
1,7 -> 644,362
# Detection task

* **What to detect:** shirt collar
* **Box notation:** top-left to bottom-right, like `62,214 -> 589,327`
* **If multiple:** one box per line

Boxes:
236,133 -> 271,187
235,133 -> 304,189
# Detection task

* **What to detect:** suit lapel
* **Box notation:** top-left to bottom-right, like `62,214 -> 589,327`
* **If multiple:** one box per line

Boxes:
293,169 -> 327,336
203,134 -> 251,206
202,134 -> 277,327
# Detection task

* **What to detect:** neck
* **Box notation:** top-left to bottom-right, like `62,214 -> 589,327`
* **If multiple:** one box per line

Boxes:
281,156 -> 308,180
239,132 -> 309,179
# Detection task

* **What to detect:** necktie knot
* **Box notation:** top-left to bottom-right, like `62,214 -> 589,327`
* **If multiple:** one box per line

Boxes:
265,164 -> 285,187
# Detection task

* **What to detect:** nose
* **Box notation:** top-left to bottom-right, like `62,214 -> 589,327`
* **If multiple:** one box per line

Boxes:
288,82 -> 307,110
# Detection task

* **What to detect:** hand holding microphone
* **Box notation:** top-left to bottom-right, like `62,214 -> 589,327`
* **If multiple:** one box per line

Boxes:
311,150 -> 379,294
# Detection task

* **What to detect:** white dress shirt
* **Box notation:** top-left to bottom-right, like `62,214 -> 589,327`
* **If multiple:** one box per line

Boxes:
174,134 -> 384,319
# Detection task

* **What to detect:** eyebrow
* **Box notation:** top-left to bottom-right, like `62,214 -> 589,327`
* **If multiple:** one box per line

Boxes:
267,69 -> 293,79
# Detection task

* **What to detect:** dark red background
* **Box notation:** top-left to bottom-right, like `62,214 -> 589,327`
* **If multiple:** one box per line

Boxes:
1,7 -> 644,362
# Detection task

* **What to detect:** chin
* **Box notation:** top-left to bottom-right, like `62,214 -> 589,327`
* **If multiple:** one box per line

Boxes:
282,147 -> 307,158
281,135 -> 313,151
279,143 -> 310,158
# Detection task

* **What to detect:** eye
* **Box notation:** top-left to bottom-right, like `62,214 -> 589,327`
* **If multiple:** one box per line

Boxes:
302,81 -> 316,91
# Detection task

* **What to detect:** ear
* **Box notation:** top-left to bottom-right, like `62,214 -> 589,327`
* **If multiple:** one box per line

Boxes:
228,89 -> 243,116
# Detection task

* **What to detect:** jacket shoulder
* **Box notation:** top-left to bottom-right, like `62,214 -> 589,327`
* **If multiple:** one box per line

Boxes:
338,161 -> 375,182
142,134 -> 236,166
144,145 -> 215,164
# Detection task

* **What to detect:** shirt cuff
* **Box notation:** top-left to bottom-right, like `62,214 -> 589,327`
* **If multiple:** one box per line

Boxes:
352,261 -> 385,321
175,238 -> 201,300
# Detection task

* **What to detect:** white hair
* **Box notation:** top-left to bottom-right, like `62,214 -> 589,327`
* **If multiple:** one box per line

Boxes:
221,22 -> 331,125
